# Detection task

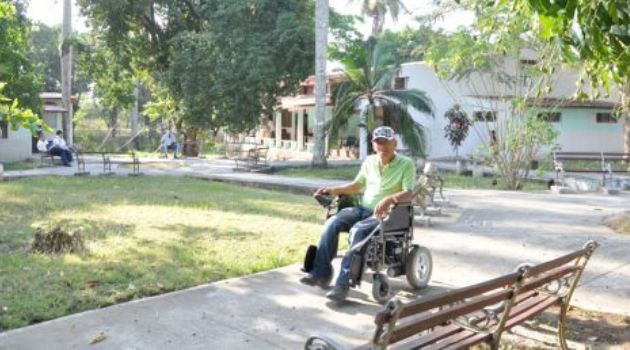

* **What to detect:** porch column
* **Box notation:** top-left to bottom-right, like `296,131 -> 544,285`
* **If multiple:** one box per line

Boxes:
275,110 -> 282,148
297,109 -> 304,151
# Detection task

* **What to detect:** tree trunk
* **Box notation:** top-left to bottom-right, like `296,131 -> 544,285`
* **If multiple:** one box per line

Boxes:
359,108 -> 369,159
312,0 -> 328,167
184,127 -> 199,157
131,85 -> 139,149
371,12 -> 385,37
60,0 -> 73,146
109,108 -> 118,139
623,83 -> 630,154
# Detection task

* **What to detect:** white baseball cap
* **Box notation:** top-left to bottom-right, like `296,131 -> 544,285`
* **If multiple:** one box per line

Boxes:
371,126 -> 395,141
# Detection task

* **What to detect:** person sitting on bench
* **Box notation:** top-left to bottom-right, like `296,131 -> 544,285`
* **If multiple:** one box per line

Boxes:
37,130 -> 73,166
300,126 -> 416,303
160,130 -> 179,159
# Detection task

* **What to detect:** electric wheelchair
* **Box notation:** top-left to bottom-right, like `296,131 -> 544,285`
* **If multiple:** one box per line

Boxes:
303,195 -> 432,303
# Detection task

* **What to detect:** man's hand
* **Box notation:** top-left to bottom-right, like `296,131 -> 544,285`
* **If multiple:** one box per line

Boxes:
314,187 -> 331,196
373,197 -> 394,220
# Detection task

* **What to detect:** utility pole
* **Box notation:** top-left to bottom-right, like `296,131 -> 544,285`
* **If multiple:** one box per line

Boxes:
61,0 -> 73,145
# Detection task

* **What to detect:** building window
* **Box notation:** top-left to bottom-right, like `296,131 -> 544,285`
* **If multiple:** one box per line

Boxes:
595,113 -> 616,123
394,77 -> 408,89
473,110 -> 497,122
0,120 -> 8,139
519,59 -> 537,86
537,112 -> 561,123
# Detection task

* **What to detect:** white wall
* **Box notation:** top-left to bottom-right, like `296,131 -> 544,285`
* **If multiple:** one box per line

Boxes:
0,127 -> 33,162
399,62 -> 624,158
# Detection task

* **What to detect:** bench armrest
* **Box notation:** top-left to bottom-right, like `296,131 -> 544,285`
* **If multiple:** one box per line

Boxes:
304,334 -> 349,350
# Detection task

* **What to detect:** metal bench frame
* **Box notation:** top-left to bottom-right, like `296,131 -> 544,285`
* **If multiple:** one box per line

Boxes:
305,240 -> 598,350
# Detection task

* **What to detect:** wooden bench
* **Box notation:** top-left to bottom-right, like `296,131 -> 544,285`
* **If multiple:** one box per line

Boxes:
226,143 -> 269,171
101,151 -> 142,176
73,150 -> 141,176
553,151 -> 630,186
39,151 -> 62,167
305,240 -> 598,350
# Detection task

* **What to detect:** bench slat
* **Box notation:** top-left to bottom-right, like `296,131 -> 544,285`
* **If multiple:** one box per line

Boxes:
527,249 -> 586,276
391,289 -> 512,344
398,273 -> 520,319
389,324 -> 463,350
422,330 -> 478,350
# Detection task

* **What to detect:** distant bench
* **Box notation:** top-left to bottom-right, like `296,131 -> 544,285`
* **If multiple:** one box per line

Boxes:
39,151 -> 63,167
305,240 -> 598,350
553,151 -> 630,185
226,143 -> 269,172
74,150 -> 141,176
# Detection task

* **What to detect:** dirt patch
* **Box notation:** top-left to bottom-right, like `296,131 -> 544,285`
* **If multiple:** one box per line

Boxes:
31,227 -> 86,254
497,306 -> 630,349
603,211 -> 630,234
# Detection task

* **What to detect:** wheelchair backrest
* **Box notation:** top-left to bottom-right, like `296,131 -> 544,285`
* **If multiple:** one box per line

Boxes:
381,203 -> 413,232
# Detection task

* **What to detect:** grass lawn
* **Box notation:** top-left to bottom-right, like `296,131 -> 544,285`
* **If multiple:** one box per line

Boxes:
276,166 -> 547,191
2,160 -> 39,171
0,176 -> 324,330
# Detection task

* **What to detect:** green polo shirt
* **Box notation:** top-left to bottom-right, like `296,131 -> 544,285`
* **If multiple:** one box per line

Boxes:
354,154 -> 416,210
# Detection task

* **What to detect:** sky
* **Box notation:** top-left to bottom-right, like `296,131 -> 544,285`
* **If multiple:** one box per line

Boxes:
26,0 -> 473,35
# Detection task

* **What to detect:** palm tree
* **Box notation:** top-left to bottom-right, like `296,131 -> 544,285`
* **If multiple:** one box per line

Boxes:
312,0 -> 328,167
330,39 -> 434,159
353,0 -> 408,37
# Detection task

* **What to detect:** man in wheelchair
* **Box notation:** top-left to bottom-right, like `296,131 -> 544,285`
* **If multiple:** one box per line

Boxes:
300,126 -> 416,303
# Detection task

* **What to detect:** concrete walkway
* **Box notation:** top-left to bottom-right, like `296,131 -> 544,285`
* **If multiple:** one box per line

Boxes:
1,158 -> 629,349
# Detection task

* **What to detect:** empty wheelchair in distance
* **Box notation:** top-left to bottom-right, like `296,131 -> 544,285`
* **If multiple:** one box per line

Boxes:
303,195 -> 433,303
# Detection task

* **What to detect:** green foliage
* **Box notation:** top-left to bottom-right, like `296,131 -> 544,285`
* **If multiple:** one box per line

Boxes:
28,23 -> 61,92
0,82 -> 48,134
512,0 -> 630,104
78,0 -> 318,134
425,0 -> 561,189
331,39 -> 434,157
378,25 -> 446,66
0,2 -> 41,113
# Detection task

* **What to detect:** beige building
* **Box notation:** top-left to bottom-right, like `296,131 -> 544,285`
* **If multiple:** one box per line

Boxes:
0,92 -> 67,162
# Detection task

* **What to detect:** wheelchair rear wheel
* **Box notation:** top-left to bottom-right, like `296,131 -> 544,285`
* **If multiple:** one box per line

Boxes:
406,245 -> 432,289
372,273 -> 391,303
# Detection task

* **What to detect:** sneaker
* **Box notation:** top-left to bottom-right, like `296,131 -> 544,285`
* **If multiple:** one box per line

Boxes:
299,274 -> 330,289
325,285 -> 348,303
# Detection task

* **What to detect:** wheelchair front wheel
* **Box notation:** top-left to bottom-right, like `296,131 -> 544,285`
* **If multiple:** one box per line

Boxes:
372,273 -> 391,303
406,245 -> 432,289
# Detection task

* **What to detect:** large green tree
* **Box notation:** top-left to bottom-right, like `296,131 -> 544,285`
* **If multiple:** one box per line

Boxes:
29,23 -> 61,92
331,39 -> 434,159
0,1 -> 41,113
76,33 -> 135,139
378,25 -> 446,66
78,0 -> 317,142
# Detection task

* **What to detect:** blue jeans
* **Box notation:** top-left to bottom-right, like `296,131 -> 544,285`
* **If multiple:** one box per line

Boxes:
311,206 -> 378,288
49,147 -> 73,165
162,142 -> 179,156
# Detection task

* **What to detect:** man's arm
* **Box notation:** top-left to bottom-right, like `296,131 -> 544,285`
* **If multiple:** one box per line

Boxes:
314,180 -> 363,197
373,190 -> 412,220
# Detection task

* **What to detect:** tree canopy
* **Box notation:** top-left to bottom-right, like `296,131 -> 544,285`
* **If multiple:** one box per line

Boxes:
77,0 -> 318,134
0,1 -> 41,113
